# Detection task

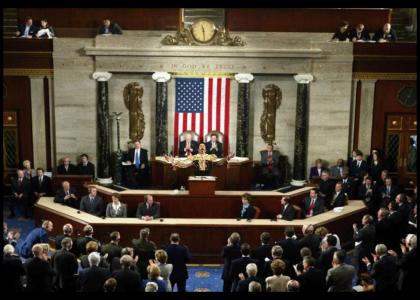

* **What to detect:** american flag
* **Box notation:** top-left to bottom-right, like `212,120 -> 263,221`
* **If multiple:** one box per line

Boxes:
174,77 -> 231,155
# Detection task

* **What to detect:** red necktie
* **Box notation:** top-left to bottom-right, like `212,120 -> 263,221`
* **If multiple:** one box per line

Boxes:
309,198 -> 315,214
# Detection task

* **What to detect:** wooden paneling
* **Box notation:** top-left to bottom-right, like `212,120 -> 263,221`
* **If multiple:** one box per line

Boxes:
3,76 -> 33,168
3,39 -> 53,70
226,8 -> 391,32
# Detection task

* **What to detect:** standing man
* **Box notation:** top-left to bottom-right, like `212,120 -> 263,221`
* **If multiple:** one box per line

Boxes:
78,154 -> 95,177
19,220 -> 53,259
350,151 -> 367,182
51,237 -> 79,291
277,197 -> 295,221
80,186 -> 105,217
326,250 -> 356,292
205,133 -> 224,157
164,233 -> 191,292
31,168 -> 52,201
353,214 -> 376,274
10,169 -> 32,219
260,144 -> 282,188
126,140 -> 149,188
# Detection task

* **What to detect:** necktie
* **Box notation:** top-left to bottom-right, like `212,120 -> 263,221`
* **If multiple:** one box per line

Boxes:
39,176 -> 42,184
387,186 -> 390,195
357,161 -> 361,168
135,150 -> 140,169
309,198 -> 315,214
339,167 -> 343,177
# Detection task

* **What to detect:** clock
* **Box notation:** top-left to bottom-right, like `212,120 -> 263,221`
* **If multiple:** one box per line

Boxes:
190,19 -> 217,44
398,86 -> 417,107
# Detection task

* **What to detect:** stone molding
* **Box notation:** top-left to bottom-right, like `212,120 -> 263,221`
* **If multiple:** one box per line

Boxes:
92,71 -> 112,82
235,73 -> 254,83
152,72 -> 171,82
294,74 -> 314,84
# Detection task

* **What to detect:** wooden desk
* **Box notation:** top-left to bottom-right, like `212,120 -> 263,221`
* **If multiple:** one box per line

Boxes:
35,197 -> 367,263
94,185 -> 312,219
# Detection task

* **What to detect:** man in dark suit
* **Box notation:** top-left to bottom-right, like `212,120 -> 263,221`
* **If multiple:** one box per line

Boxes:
54,181 -> 79,208
57,157 -> 79,175
126,140 -> 149,188
377,177 -> 399,208
112,255 -> 142,292
390,234 -> 417,293
178,132 -> 199,157
309,159 -> 327,180
387,201 -> 404,251
373,23 -> 397,42
80,186 -> 105,217
10,169 -> 32,218
3,244 -> 26,292
341,171 -> 356,199
31,168 -> 52,202
278,226 -> 300,265
277,197 -> 295,221
349,151 -> 368,182
78,153 -> 95,177
136,195 -> 160,220
330,158 -> 348,178
239,193 -> 256,219
303,188 -> 325,217
358,176 -> 378,215
205,133 -> 224,157
318,170 -> 336,208
353,214 -> 376,274
75,225 -> 101,258
51,237 -> 78,291
298,224 -> 321,259
326,250 -> 356,292
78,252 -> 111,292
375,208 -> 393,248
251,232 -> 272,272
297,256 -> 326,293
348,23 -> 371,42
229,243 -> 259,292
98,19 -> 123,35
221,232 -> 242,292
316,235 -> 338,274
164,233 -> 191,292
132,228 -> 156,279
330,182 -> 347,208
19,220 -> 53,259
25,244 -> 55,292
101,231 -> 122,263
16,16 -> 38,38
55,223 -> 76,254
260,144 -> 282,187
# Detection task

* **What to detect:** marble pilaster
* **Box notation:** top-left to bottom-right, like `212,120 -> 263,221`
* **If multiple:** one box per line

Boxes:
235,73 -> 254,157
152,72 -> 171,156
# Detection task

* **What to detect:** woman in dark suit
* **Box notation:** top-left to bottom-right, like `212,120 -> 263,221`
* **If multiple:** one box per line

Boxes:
105,193 -> 127,218
239,193 -> 256,219
368,151 -> 384,184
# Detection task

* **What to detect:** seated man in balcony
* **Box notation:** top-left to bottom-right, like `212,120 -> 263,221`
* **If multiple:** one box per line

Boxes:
260,144 -> 281,188
136,195 -> 160,220
178,132 -> 198,157
348,23 -> 371,42
373,23 -> 397,42
57,157 -> 79,175
98,19 -> 123,35
54,181 -> 79,208
303,188 -> 325,218
205,133 -> 223,158
16,16 -> 38,38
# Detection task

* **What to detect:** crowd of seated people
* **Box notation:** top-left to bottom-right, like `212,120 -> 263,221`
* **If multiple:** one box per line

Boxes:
331,21 -> 398,42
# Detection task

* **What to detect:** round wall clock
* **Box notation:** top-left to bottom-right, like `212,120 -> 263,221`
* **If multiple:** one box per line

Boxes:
190,18 -> 217,44
398,86 -> 417,107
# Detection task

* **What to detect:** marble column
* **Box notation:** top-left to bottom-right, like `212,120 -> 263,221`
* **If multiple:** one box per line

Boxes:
92,72 -> 112,178
291,74 -> 314,186
235,73 -> 254,157
152,72 -> 171,156
358,80 -> 377,155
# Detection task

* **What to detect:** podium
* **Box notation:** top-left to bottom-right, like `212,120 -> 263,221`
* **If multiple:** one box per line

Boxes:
188,176 -> 216,196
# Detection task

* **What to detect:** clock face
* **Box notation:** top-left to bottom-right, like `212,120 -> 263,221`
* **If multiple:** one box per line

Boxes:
191,19 -> 217,43
398,86 -> 417,107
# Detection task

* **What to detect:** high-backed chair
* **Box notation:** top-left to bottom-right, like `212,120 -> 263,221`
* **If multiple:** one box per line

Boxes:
254,206 -> 261,219
179,131 -> 200,143
293,205 -> 302,219
204,130 -> 225,144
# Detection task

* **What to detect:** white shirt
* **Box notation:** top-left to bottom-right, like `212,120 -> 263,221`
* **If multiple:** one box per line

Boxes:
112,202 -> 121,211
24,25 -> 30,36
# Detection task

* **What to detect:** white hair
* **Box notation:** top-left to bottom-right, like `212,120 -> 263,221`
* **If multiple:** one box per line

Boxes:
246,263 -> 258,277
3,244 -> 15,255
406,234 -> 417,249
145,281 -> 158,292
375,244 -> 388,256
88,251 -> 101,267
248,281 -> 262,292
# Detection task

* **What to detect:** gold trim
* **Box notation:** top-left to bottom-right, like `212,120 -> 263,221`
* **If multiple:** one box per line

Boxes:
353,72 -> 416,80
4,51 -> 52,54
3,68 -> 53,76
173,72 -> 234,78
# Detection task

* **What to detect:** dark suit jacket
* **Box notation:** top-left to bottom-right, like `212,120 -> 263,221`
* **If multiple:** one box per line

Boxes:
101,242 -> 122,263
178,140 -> 199,157
127,148 -> 149,169
341,178 -> 355,199
260,150 -> 281,176
369,255 -> 398,292
229,256 -> 260,291
164,243 -> 191,281
374,218 -> 393,248
318,178 -> 336,204
331,30 -> 349,41
205,141 -> 223,157
397,247 -> 416,292
368,161 -> 383,182
278,238 -> 301,265
31,175 -> 52,196
280,204 -> 295,221
3,254 -> 25,292
298,234 -> 321,259
17,24 -> 38,37
353,224 -> 376,261
330,191 -> 347,208
80,195 -> 105,217
98,23 -> 123,35
236,275 -> 266,292
132,238 -> 156,279
78,162 -> 95,176
251,244 -> 272,272
25,257 -> 55,292
388,211 -> 404,243
317,247 -> 338,274
112,269 -> 142,292
297,267 -> 326,293
378,185 -> 399,204
54,187 -> 79,208
326,263 -> 356,292
78,265 -> 111,292
309,166 -> 327,179
57,163 -> 79,175
348,28 -> 371,41
239,205 -> 256,219
11,177 -> 32,198
54,234 -> 76,254
136,202 -> 160,219
75,236 -> 101,257
51,248 -> 79,290
349,160 -> 368,179
303,196 -> 325,216
262,258 -> 297,280
373,28 -> 397,42
222,244 -> 242,280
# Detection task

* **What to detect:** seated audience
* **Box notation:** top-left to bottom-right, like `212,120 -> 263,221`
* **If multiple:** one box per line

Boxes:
55,223 -> 75,253
57,157 -> 79,175
31,167 -> 52,201
141,264 -> 167,292
103,277 -> 117,292
25,243 -> 55,292
286,280 -> 300,292
298,224 -> 321,259
10,169 -> 32,219
4,227 -> 21,249
265,259 -> 290,292
236,262 -> 265,292
229,243 -> 259,292
277,196 -> 295,221
36,19 -> 55,38
3,244 -> 25,292
318,170 -> 336,208
78,153 -> 95,176
239,193 -> 256,219
136,194 -> 160,220
278,226 -> 300,265
373,23 -> 397,42
374,169 -> 389,189
303,188 -> 325,217
248,281 -> 262,292
112,255 -> 142,292
348,23 -> 371,42
80,186 -> 105,217
153,249 -> 173,292
330,181 -> 347,208
330,158 -> 347,178
16,16 -> 38,38
408,203 -> 417,234
309,158 -> 327,180
101,231 -> 122,263
331,21 -> 350,41
54,181 -> 79,208
222,232 -> 242,292
164,233 -> 191,292
297,256 -> 326,292
98,18 -> 123,35
260,144 -> 281,187
132,228 -> 156,279
51,237 -> 78,291
353,214 -> 376,274
178,132 -> 199,157
106,193 -> 127,218
78,251 -> 111,292
19,220 -> 53,259
75,225 -> 101,257
206,133 -> 224,157
326,250 -> 356,292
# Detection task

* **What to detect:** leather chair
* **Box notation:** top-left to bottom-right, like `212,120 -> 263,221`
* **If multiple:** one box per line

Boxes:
254,206 -> 261,219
